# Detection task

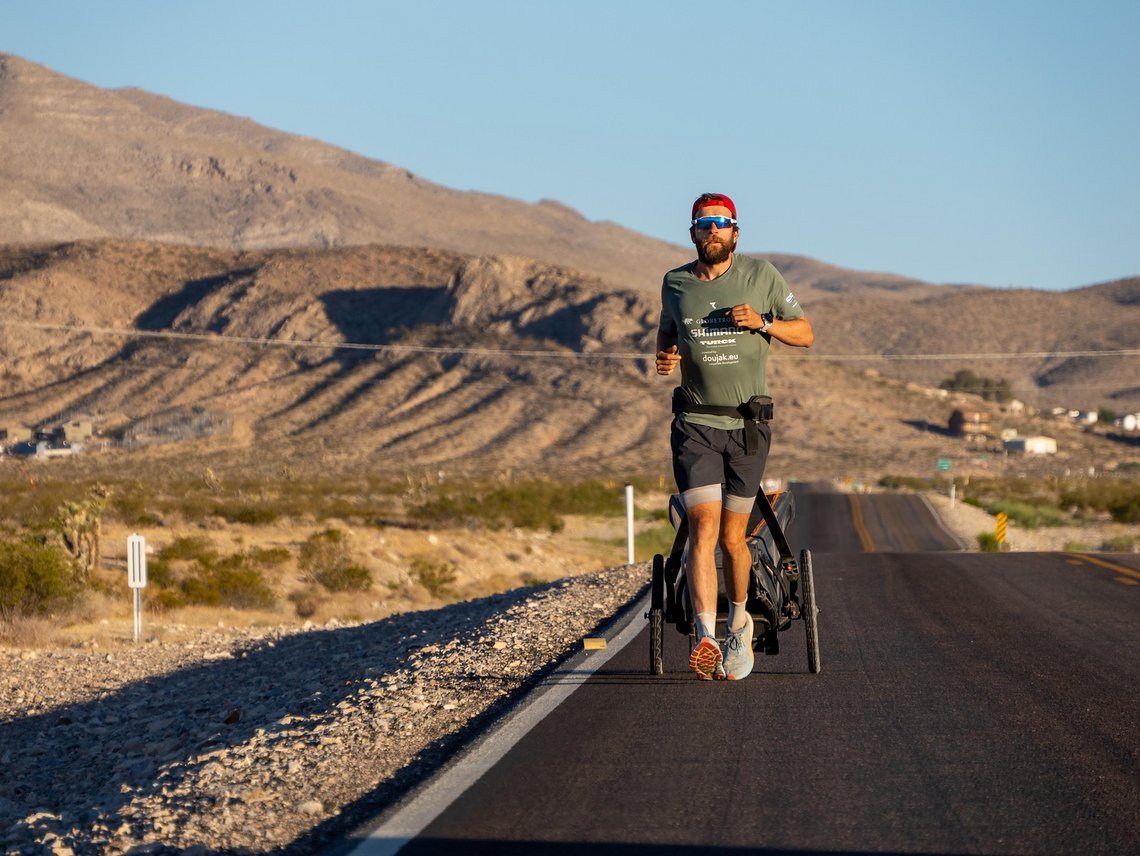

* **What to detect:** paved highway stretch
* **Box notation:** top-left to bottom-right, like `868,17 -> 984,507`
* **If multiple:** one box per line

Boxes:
349,487 -> 1140,855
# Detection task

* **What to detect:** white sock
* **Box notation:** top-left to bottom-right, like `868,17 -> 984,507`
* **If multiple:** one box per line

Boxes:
728,600 -> 748,632
696,611 -> 717,640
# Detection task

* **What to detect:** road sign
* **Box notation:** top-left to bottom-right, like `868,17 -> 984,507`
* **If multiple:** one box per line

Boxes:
127,534 -> 147,644
936,458 -> 952,472
995,512 -> 1008,544
127,534 -> 147,589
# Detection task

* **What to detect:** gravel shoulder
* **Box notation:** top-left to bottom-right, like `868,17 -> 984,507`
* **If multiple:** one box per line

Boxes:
1,564 -> 648,855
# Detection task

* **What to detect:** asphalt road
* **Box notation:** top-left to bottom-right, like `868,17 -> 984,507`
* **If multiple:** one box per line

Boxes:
354,487 -> 1140,855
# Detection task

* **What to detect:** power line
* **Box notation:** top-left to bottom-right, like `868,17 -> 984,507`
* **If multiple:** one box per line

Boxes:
1,318 -> 1139,362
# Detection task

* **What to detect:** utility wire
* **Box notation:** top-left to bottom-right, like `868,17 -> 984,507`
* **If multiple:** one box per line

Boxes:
2,318 -> 1139,362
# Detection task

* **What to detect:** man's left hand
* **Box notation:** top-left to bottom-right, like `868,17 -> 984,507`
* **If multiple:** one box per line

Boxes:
731,304 -> 765,330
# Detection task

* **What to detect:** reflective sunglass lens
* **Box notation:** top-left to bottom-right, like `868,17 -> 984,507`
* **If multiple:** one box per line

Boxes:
692,216 -> 735,230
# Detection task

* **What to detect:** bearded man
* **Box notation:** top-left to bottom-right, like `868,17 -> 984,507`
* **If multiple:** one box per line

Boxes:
655,192 -> 814,680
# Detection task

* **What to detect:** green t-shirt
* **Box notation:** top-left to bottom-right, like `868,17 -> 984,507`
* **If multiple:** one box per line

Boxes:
658,255 -> 804,430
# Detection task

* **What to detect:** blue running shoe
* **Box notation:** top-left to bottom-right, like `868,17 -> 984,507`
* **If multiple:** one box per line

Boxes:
723,613 -> 755,681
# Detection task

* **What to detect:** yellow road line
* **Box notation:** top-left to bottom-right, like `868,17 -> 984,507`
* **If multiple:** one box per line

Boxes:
1064,552 -> 1140,583
848,494 -> 876,553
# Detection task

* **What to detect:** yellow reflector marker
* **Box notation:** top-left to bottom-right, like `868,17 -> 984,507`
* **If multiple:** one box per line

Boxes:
583,637 -> 607,650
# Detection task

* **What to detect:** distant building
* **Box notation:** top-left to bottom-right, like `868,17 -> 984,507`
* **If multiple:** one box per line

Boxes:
1003,436 -> 1057,455
0,423 -> 33,443
1074,411 -> 1098,425
62,419 -> 94,443
949,409 -> 992,437
1114,414 -> 1139,432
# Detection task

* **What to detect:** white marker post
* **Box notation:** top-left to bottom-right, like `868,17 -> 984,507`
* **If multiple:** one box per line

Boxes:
127,534 -> 147,644
625,484 -> 635,565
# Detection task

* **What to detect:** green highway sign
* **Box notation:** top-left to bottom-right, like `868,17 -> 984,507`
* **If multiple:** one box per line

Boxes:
936,458 -> 952,471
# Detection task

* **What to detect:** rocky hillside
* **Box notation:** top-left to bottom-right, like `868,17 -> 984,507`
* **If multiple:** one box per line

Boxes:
1,241 -> 1136,482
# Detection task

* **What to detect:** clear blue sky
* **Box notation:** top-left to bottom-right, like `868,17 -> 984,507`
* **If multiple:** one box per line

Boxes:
5,1 -> 1138,290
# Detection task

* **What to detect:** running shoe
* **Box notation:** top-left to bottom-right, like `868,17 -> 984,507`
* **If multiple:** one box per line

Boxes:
723,613 -> 755,681
689,635 -> 724,681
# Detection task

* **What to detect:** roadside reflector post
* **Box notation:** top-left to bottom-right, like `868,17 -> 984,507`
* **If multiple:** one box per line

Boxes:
950,483 -> 956,508
127,534 -> 147,644
625,484 -> 635,564
995,512 -> 1008,550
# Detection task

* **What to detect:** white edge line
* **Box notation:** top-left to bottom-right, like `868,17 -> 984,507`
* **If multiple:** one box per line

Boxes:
344,590 -> 652,856
918,493 -> 969,552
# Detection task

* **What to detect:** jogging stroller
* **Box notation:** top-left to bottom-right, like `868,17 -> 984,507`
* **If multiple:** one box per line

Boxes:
647,485 -> 821,675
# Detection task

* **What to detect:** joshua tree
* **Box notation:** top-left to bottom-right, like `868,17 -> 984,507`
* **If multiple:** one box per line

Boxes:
54,484 -> 110,581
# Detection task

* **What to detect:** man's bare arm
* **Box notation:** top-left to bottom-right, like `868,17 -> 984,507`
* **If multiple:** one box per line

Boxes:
767,316 -> 814,348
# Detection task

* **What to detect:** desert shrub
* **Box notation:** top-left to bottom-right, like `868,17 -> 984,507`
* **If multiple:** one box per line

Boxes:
410,479 -> 623,532
976,532 -> 1001,552
0,538 -> 81,616
213,502 -> 281,526
145,556 -> 176,588
409,556 -> 457,598
298,528 -> 369,591
179,555 -> 276,609
159,535 -> 218,564
983,499 -> 1066,529
635,524 -> 677,561
1107,494 -> 1140,525
316,562 -> 371,592
1060,480 -> 1140,524
247,546 -> 291,568
1101,535 -> 1137,553
939,369 -> 1013,402
110,490 -> 162,527
1062,541 -> 1091,552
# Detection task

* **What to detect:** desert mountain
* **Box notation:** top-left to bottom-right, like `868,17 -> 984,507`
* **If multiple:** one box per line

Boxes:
1,242 -> 1136,483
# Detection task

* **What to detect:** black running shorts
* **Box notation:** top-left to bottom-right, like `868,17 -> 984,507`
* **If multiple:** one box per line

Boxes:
670,417 -> 771,505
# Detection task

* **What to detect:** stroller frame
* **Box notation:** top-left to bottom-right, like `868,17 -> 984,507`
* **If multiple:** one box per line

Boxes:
647,485 -> 821,676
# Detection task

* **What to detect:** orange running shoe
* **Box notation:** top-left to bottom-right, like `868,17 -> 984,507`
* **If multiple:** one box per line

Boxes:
689,635 -> 725,681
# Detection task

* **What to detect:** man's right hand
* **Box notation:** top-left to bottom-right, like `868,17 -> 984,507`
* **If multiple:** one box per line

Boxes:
656,345 -> 681,376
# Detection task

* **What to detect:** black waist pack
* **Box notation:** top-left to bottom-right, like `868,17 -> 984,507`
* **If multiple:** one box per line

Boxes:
672,388 -> 773,454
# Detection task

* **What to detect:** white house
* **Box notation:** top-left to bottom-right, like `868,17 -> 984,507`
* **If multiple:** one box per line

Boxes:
1003,436 -> 1058,455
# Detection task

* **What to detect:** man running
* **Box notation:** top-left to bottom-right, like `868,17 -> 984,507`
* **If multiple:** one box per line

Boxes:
656,192 -> 814,680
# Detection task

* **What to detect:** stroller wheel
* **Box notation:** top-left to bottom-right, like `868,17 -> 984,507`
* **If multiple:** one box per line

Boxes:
649,554 -> 665,675
801,548 -> 821,673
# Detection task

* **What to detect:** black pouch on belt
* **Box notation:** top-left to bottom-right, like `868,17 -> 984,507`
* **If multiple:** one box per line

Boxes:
672,389 -> 774,455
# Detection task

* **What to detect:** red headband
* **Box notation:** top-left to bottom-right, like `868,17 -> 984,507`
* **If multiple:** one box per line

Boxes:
692,193 -> 736,219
